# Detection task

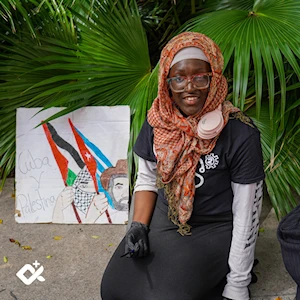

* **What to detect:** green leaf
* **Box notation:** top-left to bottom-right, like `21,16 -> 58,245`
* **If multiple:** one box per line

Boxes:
183,0 -> 300,119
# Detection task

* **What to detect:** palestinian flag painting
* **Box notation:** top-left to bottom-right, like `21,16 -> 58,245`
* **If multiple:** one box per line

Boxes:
15,106 -> 130,224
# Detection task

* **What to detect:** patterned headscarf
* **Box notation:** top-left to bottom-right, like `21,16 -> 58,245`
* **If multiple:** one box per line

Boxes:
148,32 -> 240,235
73,167 -> 96,214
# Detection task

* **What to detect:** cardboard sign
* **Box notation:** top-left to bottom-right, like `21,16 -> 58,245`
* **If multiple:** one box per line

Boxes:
15,106 -> 130,224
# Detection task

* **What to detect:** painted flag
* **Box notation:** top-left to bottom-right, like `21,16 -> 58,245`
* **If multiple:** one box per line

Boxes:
76,128 -> 113,171
42,123 -> 68,184
43,123 -> 78,186
42,122 -> 82,223
46,121 -> 113,208
74,126 -> 114,208
46,122 -> 85,171
68,118 -> 112,223
68,119 -> 98,192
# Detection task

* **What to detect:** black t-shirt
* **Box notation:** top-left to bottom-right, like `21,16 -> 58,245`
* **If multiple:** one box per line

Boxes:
133,117 -> 265,216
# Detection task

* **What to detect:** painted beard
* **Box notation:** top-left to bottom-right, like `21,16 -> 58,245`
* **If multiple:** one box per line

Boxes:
111,194 -> 129,211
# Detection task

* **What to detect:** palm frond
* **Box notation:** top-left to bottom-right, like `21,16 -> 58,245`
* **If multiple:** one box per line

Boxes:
0,0 -> 38,37
202,0 -> 254,12
183,0 -> 300,120
0,0 -> 153,190
248,102 -> 300,217
0,0 -> 299,219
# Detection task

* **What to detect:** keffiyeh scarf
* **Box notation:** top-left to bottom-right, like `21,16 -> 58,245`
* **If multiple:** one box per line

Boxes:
148,32 -> 240,235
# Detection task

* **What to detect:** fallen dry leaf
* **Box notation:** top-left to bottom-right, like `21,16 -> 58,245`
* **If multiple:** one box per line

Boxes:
9,238 -> 21,247
0,219 -> 3,224
3,256 -> 8,263
53,236 -> 63,240
105,243 -> 115,251
91,236 -> 100,239
275,297 -> 282,300
11,193 -> 15,198
21,246 -> 32,250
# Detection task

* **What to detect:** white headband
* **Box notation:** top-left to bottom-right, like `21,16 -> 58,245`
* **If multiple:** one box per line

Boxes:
170,47 -> 209,68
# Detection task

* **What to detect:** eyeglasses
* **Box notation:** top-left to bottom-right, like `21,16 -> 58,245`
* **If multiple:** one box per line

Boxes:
167,73 -> 212,93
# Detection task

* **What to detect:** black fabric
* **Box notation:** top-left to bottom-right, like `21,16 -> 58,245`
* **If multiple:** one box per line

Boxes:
101,116 -> 265,299
133,119 -> 156,162
134,118 -> 265,216
101,202 -> 233,300
277,204 -> 300,300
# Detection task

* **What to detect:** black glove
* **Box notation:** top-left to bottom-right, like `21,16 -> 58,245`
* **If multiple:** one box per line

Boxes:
124,221 -> 149,258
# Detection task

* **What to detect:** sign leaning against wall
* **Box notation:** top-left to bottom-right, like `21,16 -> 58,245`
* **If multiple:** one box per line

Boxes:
15,106 -> 130,224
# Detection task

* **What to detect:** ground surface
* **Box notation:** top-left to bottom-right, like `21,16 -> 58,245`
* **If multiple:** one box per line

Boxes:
0,179 -> 297,300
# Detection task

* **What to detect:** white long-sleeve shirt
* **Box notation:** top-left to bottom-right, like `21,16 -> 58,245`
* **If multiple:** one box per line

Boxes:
222,180 -> 263,300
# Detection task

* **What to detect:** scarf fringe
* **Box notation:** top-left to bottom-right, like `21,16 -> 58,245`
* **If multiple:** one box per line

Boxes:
157,176 -> 192,236
230,111 -> 254,128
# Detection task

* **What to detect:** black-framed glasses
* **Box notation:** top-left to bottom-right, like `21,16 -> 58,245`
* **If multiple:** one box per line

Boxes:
167,72 -> 212,93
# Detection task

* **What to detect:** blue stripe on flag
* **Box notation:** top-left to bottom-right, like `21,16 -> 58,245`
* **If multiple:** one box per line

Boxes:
75,126 -> 115,209
76,128 -> 113,168
95,159 -> 105,173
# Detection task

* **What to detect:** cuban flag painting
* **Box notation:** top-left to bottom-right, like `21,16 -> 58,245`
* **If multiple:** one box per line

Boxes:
15,106 -> 130,224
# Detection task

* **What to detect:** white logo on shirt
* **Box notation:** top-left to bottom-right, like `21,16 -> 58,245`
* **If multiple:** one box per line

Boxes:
195,153 -> 220,189
205,153 -> 219,169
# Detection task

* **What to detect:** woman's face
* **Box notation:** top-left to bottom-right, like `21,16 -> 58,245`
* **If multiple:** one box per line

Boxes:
168,59 -> 211,116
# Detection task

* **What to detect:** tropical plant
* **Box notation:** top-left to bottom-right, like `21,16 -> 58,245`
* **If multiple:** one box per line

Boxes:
138,0 -> 207,63
182,0 -> 300,216
0,0 -> 155,192
0,0 -> 299,217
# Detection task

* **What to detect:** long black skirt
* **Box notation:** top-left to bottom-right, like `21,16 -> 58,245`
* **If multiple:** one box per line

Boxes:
277,204 -> 300,300
101,201 -> 233,300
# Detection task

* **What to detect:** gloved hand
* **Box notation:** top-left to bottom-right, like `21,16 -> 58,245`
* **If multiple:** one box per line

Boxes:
124,221 -> 149,258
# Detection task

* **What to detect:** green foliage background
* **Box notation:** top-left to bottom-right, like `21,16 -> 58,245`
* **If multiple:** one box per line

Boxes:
0,0 -> 299,218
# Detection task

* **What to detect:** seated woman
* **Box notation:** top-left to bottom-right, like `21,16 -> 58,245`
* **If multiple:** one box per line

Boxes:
100,31 -> 265,300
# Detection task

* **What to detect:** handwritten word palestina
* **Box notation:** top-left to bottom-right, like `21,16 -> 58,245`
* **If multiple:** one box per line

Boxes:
17,171 -> 56,216
17,190 -> 56,216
